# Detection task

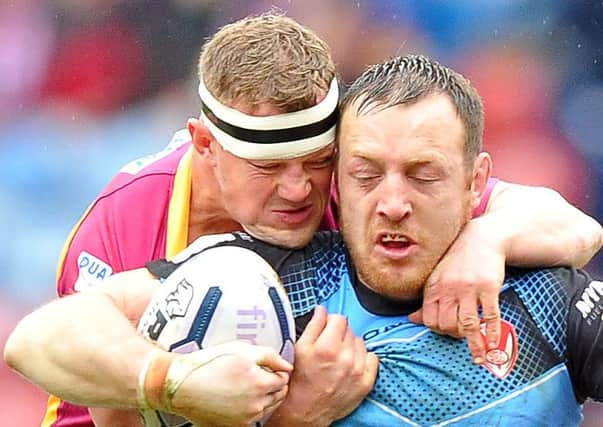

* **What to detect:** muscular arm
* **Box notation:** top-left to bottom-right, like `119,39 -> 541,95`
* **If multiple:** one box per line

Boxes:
482,181 -> 602,268
414,181 -> 603,362
5,264 -> 293,427
3,268 -> 159,408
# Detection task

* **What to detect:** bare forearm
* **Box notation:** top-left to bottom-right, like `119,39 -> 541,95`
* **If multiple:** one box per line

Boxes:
484,182 -> 602,268
3,270 -> 159,408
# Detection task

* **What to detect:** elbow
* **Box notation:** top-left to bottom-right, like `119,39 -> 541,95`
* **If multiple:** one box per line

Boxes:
591,219 -> 603,255
3,315 -> 35,374
3,326 -> 23,372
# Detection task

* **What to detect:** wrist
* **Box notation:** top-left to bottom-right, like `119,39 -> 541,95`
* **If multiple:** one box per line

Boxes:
136,348 -> 173,412
467,215 -> 510,258
267,400 -> 331,427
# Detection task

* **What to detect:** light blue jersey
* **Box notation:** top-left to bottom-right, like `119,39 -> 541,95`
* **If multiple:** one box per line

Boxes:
273,232 -> 596,426
152,231 -> 603,427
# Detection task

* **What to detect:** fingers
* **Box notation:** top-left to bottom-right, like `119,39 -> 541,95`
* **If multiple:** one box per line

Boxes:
297,306 -> 328,345
457,297 -> 484,363
261,384 -> 289,417
254,346 -> 293,373
419,291 -> 501,365
458,291 -> 501,364
419,280 -> 441,332
354,337 -> 379,391
314,314 -> 349,348
408,308 -> 422,324
437,298 -> 462,338
480,292 -> 501,350
364,352 -> 379,388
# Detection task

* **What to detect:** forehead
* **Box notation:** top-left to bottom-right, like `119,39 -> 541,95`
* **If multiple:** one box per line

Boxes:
256,143 -> 336,163
220,142 -> 335,165
338,94 -> 465,161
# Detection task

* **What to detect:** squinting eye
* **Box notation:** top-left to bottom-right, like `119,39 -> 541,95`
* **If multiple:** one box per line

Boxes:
409,175 -> 439,183
356,174 -> 377,180
307,157 -> 335,169
251,163 -> 281,172
353,174 -> 380,186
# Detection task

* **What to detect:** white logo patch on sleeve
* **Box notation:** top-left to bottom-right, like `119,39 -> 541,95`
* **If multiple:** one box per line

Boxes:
74,251 -> 113,291
575,281 -> 603,317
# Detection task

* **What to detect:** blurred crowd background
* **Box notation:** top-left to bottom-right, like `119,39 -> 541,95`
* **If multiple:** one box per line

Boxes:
1,0 -> 601,425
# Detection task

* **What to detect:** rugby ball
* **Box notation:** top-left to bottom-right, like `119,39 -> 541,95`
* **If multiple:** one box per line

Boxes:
137,245 -> 296,427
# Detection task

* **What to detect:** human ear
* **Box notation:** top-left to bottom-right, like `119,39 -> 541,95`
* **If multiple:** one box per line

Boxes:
469,152 -> 493,209
187,118 -> 213,154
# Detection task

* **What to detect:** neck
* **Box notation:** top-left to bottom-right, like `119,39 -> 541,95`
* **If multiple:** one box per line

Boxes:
345,251 -> 422,315
188,152 -> 242,243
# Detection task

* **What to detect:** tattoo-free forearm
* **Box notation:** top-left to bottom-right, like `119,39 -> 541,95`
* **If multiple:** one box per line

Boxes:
484,182 -> 602,268
3,270 -> 158,408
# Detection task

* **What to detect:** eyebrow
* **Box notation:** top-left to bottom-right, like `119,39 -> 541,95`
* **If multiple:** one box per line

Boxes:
404,158 -> 442,168
348,150 -> 448,166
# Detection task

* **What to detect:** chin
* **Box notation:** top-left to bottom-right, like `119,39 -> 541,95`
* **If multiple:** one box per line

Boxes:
380,283 -> 423,302
267,230 -> 314,249
362,266 -> 426,301
243,223 -> 314,248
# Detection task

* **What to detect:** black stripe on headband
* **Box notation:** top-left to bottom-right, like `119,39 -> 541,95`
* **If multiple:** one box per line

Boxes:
201,102 -> 339,144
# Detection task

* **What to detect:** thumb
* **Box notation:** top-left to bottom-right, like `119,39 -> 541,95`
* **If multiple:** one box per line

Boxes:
254,346 -> 293,373
297,305 -> 328,345
365,352 -> 380,388
408,308 -> 423,324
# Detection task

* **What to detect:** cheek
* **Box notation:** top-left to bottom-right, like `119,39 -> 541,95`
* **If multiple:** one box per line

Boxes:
242,179 -> 274,205
311,170 -> 334,197
419,197 -> 466,241
222,175 -> 272,216
339,190 -> 372,237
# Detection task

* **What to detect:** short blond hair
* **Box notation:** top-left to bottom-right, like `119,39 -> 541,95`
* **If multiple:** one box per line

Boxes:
199,12 -> 336,112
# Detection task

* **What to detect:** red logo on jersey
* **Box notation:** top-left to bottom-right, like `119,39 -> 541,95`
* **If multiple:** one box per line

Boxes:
479,319 -> 518,379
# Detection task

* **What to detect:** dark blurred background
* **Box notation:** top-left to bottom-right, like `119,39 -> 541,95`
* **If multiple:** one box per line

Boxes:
0,1 -> 601,425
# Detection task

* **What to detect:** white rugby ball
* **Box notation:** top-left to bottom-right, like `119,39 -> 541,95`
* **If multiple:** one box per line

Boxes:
137,245 -> 296,427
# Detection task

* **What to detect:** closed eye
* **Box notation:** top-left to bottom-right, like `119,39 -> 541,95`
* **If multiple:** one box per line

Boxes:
249,162 -> 282,172
352,173 -> 381,189
306,156 -> 335,169
409,175 -> 440,183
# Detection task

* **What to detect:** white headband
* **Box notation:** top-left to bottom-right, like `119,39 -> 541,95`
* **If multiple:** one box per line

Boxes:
198,78 -> 339,160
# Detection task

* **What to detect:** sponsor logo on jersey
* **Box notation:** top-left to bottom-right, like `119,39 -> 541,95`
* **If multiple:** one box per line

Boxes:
362,319 -> 407,341
164,279 -> 194,318
480,319 -> 518,380
74,251 -> 113,291
144,279 -> 195,341
575,280 -> 603,324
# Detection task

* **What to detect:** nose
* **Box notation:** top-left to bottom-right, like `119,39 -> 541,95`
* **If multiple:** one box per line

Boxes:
376,175 -> 412,221
277,164 -> 312,203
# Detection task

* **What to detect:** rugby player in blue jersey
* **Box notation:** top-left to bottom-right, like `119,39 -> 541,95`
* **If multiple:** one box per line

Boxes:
141,54 -> 603,425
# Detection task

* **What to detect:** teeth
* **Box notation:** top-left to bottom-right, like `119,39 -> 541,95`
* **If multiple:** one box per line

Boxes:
382,234 -> 408,243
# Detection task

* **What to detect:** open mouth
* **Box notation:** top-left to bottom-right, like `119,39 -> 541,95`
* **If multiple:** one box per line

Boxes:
375,233 -> 416,259
380,233 -> 412,249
